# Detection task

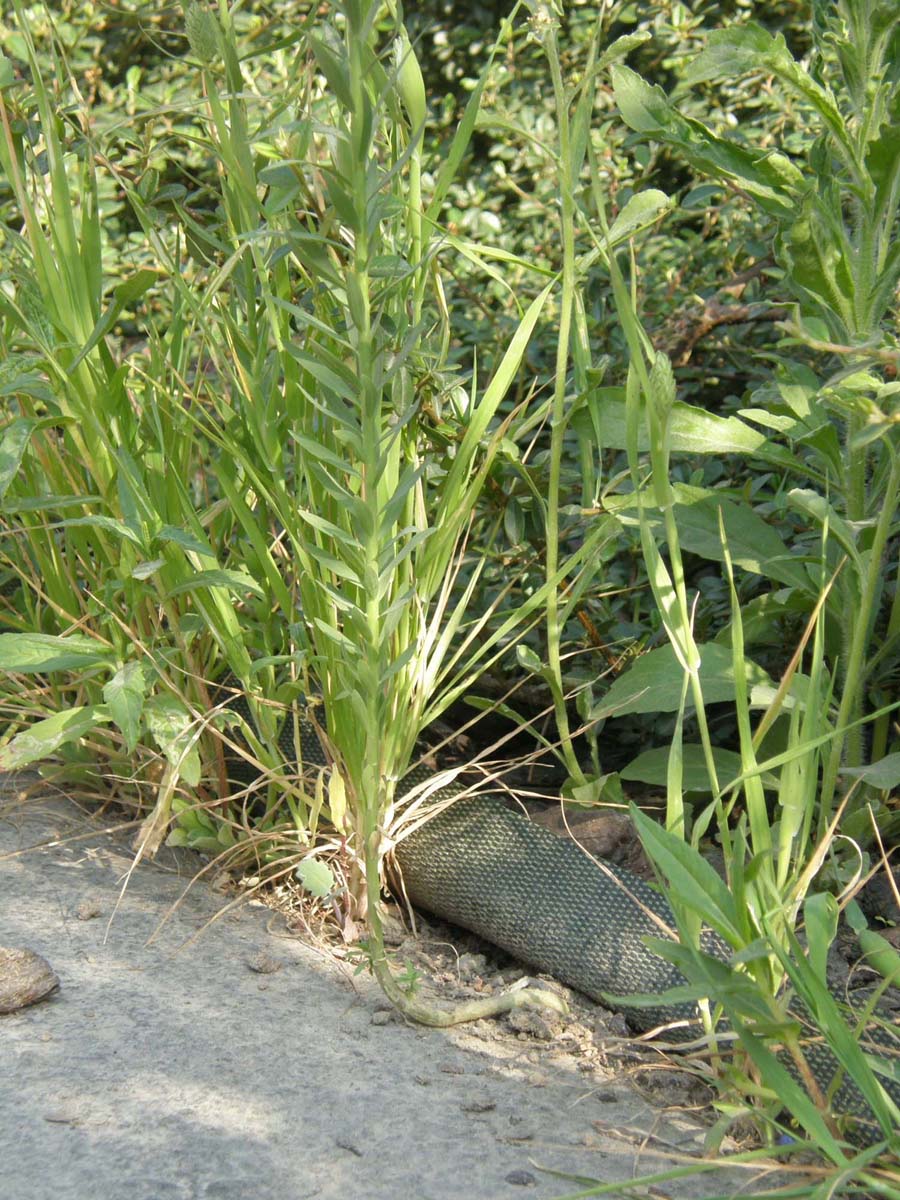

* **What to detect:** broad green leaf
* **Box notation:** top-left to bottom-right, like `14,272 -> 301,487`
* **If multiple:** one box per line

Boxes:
593,642 -> 773,720
685,24 -> 854,167
845,901 -> 900,987
736,407 -> 797,434
515,644 -> 542,673
144,694 -> 201,787
0,705 -> 112,769
156,524 -> 211,557
295,856 -> 336,898
611,65 -> 803,217
621,743 -> 745,792
839,752 -> 900,788
786,488 -> 861,567
103,661 -> 147,753
0,417 -> 56,501
185,1 -> 221,62
0,52 -> 15,89
0,632 -> 115,673
607,190 -> 674,245
369,254 -> 413,279
777,197 -> 856,331
595,389 -> 796,465
614,483 -> 812,592
803,891 -> 837,985
327,769 -> 348,833
611,64 -> 673,134
595,31 -> 651,71
132,558 -> 166,580
671,490 -> 810,590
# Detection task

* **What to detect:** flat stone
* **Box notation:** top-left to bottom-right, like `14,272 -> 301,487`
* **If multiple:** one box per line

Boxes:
0,946 -> 60,1013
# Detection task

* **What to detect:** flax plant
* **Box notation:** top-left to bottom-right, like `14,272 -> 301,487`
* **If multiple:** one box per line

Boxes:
159,1 -> 619,1021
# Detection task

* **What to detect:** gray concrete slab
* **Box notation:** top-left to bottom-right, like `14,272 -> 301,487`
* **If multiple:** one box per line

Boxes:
1,780 -> 769,1200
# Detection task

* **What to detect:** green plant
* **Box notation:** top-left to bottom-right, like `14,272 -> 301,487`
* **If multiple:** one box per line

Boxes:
603,0 -> 900,843
559,2 -> 900,1180
0,0 -> 629,1021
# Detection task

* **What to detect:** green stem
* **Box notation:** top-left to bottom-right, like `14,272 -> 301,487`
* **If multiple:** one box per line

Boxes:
821,450 -> 900,823
869,540 -> 900,764
543,26 -> 586,787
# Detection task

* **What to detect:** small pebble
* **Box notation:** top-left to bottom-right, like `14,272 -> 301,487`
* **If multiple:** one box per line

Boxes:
507,1008 -> 558,1040
457,952 -> 487,980
246,952 -> 281,975
505,1170 -> 536,1187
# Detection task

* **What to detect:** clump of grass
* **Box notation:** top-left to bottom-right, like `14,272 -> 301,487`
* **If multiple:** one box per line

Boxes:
0,0 -> 619,1022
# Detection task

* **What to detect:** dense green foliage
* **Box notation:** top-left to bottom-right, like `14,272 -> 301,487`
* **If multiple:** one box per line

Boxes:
0,0 -> 898,1186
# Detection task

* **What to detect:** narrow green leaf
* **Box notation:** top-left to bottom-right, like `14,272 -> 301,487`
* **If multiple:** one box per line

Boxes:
59,515 -> 145,546
165,569 -> 264,599
68,269 -> 157,371
631,805 -> 742,943
442,282 -> 553,508
308,33 -> 353,109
